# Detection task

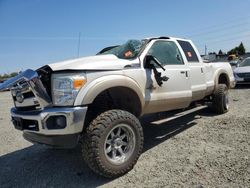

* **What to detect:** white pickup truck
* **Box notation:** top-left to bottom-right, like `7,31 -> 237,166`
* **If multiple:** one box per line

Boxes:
0,37 -> 235,177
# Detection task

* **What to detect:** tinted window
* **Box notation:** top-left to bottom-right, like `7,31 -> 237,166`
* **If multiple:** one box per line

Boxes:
177,40 -> 199,62
148,41 -> 184,66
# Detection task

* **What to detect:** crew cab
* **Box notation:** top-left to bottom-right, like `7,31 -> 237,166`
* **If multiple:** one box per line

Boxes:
0,37 -> 235,177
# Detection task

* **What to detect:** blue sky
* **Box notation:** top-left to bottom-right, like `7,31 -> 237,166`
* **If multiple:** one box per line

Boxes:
0,0 -> 250,74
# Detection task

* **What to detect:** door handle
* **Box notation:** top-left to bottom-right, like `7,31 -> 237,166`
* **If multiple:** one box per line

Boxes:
180,71 -> 188,77
201,68 -> 204,73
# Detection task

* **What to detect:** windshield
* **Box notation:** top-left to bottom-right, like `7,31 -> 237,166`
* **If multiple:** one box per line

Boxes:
100,39 -> 147,59
229,60 -> 238,64
239,58 -> 250,67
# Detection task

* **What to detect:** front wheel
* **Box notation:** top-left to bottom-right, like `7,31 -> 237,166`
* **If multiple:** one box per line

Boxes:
211,84 -> 229,114
81,110 -> 144,178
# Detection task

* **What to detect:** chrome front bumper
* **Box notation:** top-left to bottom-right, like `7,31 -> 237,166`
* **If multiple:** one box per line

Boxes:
1,69 -> 88,148
0,69 -> 52,108
234,77 -> 250,84
234,72 -> 250,84
11,106 -> 88,147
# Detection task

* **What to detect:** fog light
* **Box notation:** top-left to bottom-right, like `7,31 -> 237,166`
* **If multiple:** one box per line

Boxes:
46,116 -> 67,129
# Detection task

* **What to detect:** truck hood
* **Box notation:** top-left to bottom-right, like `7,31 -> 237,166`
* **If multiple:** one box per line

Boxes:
233,66 -> 250,73
48,54 -> 133,71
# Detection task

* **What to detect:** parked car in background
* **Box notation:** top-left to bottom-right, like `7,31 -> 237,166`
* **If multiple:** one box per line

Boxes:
228,54 -> 238,61
229,60 -> 239,68
234,57 -> 250,84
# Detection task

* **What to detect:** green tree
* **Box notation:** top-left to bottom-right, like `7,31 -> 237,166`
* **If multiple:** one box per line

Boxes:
238,42 -> 246,55
0,72 -> 19,81
10,72 -> 18,77
227,42 -> 246,55
218,49 -> 224,55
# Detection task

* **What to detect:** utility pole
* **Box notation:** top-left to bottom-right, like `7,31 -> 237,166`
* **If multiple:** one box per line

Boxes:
77,32 -> 81,58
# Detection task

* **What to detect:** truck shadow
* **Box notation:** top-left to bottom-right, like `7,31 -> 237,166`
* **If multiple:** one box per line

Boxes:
0,106 -> 214,187
234,84 -> 250,89
140,106 -> 212,152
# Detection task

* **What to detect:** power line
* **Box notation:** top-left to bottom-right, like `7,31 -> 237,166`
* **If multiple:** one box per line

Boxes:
182,15 -> 250,37
195,33 -> 250,46
193,27 -> 250,42
77,32 -> 81,57
195,35 -> 250,53
194,31 -> 250,46
0,36 -> 77,40
186,21 -> 250,38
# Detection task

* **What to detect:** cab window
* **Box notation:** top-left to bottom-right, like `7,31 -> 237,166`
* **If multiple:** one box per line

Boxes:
147,41 -> 184,66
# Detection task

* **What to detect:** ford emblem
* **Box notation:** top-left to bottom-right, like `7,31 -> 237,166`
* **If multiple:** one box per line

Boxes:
16,92 -> 24,103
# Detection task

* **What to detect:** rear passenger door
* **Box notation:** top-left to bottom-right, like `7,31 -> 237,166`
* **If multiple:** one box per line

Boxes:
178,40 -> 206,101
143,40 -> 192,113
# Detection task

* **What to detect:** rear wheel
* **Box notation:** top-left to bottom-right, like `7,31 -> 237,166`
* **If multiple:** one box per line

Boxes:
81,110 -> 144,178
211,84 -> 229,114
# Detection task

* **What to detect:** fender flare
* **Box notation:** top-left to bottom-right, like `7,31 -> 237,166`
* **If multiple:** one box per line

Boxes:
74,75 -> 144,112
213,69 -> 230,88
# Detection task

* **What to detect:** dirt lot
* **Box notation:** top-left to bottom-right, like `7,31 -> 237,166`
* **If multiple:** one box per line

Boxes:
0,86 -> 249,188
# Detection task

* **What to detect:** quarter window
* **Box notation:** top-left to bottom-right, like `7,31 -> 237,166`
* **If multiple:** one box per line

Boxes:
147,41 -> 184,66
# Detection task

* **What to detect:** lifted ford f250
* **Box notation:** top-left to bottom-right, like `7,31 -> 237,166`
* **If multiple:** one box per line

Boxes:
0,37 -> 235,177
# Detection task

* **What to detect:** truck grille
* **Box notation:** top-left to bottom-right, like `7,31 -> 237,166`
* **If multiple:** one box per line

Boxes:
0,69 -> 52,111
11,81 -> 41,111
237,72 -> 250,78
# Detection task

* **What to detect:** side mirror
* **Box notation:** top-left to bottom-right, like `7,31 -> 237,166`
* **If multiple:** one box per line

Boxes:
144,55 -> 168,87
144,55 -> 165,71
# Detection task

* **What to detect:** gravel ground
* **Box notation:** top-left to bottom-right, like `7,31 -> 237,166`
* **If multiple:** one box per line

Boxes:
0,86 -> 249,188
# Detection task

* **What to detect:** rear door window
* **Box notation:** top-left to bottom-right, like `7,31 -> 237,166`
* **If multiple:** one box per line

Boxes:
177,40 -> 199,62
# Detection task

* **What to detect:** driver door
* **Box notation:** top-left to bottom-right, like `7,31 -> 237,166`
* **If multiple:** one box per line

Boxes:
143,40 -> 192,114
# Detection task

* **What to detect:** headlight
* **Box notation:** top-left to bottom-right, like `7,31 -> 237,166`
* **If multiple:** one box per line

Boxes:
52,73 -> 86,106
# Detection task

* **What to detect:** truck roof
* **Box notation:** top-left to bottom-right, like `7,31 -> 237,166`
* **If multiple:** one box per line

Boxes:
145,36 -> 191,42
